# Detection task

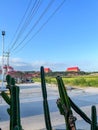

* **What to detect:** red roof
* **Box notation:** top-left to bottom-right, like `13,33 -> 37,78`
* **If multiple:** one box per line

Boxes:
44,68 -> 51,72
3,66 -> 13,69
67,67 -> 80,71
44,68 -> 50,71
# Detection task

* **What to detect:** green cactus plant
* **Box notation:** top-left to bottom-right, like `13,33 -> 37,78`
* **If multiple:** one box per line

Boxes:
1,91 -> 11,105
40,66 -> 52,130
56,76 -> 98,130
56,76 -> 76,130
69,97 -> 91,124
1,75 -> 22,130
91,105 -> 98,130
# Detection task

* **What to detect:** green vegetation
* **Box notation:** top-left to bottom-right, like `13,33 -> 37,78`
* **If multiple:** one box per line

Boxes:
62,76 -> 98,87
33,75 -> 98,87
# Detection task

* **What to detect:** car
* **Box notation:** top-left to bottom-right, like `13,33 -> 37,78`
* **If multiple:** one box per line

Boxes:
26,79 -> 34,83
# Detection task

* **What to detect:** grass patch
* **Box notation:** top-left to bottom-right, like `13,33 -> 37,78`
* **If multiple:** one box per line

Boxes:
33,75 -> 98,87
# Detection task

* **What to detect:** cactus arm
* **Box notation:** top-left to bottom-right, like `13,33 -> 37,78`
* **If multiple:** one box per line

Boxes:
56,76 -> 76,130
40,66 -> 52,130
69,97 -> 92,124
1,91 -> 11,105
91,105 -> 97,130
56,76 -> 70,109
10,78 -> 22,130
3,75 -> 23,130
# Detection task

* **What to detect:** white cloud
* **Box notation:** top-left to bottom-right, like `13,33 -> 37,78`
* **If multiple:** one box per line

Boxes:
6,58 -> 68,71
1,56 -> 98,72
30,61 -> 69,71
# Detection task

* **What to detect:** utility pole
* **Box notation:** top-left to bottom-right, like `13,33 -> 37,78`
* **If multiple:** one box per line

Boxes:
5,51 -> 10,73
1,31 -> 5,90
7,52 -> 9,67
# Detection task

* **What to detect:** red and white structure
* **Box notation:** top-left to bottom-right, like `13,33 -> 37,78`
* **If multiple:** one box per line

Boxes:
66,67 -> 80,72
3,65 -> 14,74
44,68 -> 52,73
0,65 -> 17,77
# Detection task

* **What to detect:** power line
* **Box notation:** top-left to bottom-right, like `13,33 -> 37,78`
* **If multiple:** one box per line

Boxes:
9,0 -> 32,51
11,0 -> 55,53
10,0 -> 43,52
12,0 -> 66,54
16,0 -> 42,40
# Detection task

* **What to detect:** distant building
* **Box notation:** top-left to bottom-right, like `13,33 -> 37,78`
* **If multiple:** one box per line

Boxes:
3,65 -> 14,74
44,68 -> 52,73
0,65 -> 14,75
66,67 -> 80,72
0,65 -> 15,81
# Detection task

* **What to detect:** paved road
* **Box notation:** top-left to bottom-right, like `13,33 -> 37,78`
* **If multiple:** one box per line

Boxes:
0,83 -> 98,130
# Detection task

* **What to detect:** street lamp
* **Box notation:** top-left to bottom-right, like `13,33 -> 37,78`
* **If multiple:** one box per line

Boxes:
1,31 -> 5,89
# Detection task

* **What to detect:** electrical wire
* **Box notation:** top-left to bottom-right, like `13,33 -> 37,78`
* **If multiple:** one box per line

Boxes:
11,0 -> 66,54
16,0 -> 42,40
11,0 -> 55,53
9,0 -> 42,52
9,0 -> 32,51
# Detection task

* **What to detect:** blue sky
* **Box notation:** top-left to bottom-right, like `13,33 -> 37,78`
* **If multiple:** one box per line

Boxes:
0,0 -> 98,72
